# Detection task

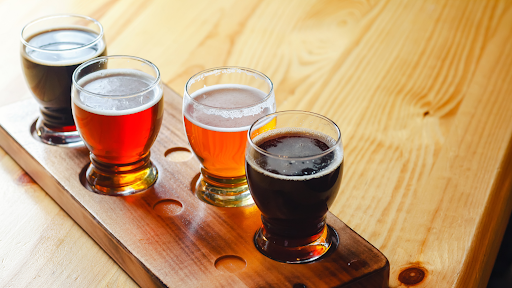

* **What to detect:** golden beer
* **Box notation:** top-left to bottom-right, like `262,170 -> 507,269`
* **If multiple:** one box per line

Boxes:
184,68 -> 275,207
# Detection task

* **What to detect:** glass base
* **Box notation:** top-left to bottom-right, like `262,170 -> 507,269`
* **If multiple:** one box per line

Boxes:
35,118 -> 83,147
254,224 -> 338,264
195,175 -> 254,207
85,154 -> 158,196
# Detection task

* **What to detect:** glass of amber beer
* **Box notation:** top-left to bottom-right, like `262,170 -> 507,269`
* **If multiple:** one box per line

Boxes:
72,56 -> 164,195
183,67 -> 276,207
20,14 -> 107,146
246,111 -> 344,263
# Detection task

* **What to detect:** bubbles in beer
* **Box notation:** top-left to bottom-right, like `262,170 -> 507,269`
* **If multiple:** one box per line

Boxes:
195,85 -> 265,108
74,69 -> 162,115
185,84 -> 275,130
248,128 -> 343,180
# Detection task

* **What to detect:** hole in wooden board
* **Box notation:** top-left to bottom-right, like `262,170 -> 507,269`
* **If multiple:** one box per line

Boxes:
164,147 -> 193,162
214,255 -> 246,273
293,284 -> 307,288
153,199 -> 183,216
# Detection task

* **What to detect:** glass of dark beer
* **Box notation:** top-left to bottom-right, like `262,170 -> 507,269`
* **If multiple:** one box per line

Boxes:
71,56 -> 164,196
20,14 -> 107,146
246,111 -> 344,263
183,67 -> 276,207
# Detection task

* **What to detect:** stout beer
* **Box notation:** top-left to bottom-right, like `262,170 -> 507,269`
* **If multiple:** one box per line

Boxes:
246,129 -> 343,239
22,26 -> 106,130
246,111 -> 343,263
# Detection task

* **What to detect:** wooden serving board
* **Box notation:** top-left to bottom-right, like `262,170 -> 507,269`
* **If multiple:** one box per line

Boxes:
0,86 -> 389,288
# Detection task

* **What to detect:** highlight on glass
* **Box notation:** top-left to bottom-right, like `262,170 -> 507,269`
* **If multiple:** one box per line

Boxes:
183,67 -> 276,207
246,111 -> 344,263
21,14 -> 106,146
72,55 -> 164,196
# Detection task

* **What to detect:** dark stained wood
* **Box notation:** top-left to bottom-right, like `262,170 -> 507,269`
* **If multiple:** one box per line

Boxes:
0,86 -> 389,287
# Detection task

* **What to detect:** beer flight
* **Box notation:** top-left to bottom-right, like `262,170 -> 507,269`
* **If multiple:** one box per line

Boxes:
20,14 -> 344,264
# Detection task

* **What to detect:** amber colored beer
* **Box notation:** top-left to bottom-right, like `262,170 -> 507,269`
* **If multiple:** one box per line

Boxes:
72,61 -> 163,196
183,117 -> 247,178
73,70 -> 164,165
74,104 -> 163,164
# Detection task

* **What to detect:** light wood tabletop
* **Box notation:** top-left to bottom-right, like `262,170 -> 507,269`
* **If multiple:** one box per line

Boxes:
1,0 -> 512,287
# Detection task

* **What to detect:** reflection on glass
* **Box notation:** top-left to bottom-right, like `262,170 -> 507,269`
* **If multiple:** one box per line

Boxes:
21,14 -> 106,146
246,111 -> 343,263
72,56 -> 163,195
183,67 -> 276,207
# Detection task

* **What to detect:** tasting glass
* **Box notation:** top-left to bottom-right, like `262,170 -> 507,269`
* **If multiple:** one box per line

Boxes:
183,67 -> 276,207
72,56 -> 164,196
246,111 -> 343,263
21,14 -> 106,146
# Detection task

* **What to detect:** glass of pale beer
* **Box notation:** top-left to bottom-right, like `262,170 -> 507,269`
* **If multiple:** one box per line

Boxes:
183,67 -> 276,207
21,14 -> 107,146
246,111 -> 344,263
72,56 -> 164,195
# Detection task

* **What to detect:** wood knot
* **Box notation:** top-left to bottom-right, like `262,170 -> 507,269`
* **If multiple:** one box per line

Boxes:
15,172 -> 35,186
398,266 -> 426,285
423,111 -> 430,117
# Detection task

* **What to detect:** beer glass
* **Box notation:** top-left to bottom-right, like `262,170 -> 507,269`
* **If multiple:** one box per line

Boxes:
246,111 -> 344,263
21,14 -> 107,146
183,67 -> 276,207
72,56 -> 164,195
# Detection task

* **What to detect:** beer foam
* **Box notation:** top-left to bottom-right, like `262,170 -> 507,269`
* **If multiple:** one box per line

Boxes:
72,69 -> 163,116
246,128 -> 343,181
183,84 -> 275,132
22,27 -> 106,66
190,84 -> 273,118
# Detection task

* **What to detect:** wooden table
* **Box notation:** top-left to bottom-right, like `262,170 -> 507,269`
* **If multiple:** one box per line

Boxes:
1,0 -> 511,287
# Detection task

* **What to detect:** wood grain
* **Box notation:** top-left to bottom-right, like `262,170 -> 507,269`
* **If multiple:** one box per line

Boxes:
0,0 -> 512,287
0,88 -> 389,287
0,142 -> 136,287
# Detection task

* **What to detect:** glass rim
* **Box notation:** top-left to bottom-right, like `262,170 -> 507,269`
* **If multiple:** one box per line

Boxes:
72,55 -> 161,99
184,66 -> 274,110
20,14 -> 104,53
247,110 -> 343,161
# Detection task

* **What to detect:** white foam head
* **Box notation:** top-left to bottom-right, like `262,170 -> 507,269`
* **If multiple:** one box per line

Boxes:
22,26 -> 106,66
246,128 -> 344,181
72,69 -> 163,116
183,84 -> 275,132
